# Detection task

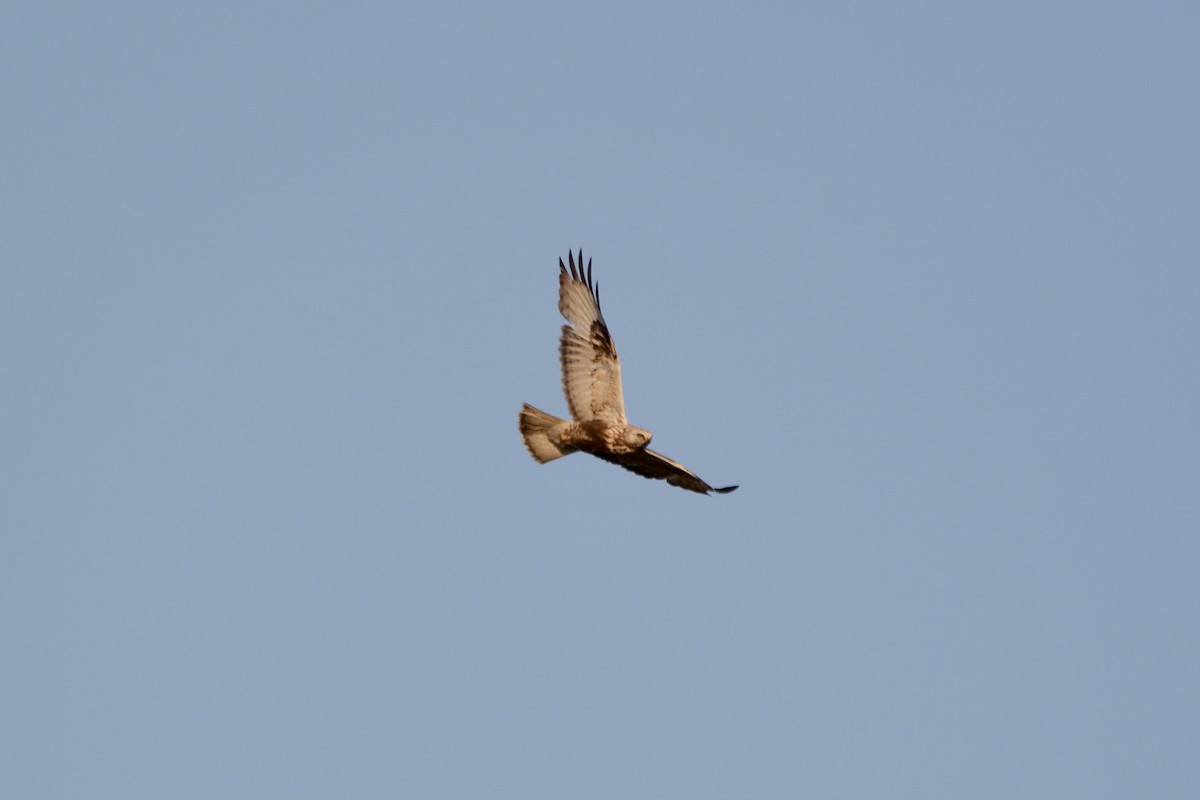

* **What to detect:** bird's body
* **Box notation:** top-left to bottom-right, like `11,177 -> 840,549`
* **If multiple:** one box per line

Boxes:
518,251 -> 736,495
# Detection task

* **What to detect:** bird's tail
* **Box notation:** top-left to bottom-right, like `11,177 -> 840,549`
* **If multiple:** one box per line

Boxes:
518,404 -> 575,463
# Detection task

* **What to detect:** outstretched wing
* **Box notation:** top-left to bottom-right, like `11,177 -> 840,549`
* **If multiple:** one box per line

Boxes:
593,448 -> 738,495
558,250 -> 626,423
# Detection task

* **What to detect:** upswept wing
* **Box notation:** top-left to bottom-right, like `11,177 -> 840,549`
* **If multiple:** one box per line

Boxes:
593,448 -> 739,495
558,250 -> 625,423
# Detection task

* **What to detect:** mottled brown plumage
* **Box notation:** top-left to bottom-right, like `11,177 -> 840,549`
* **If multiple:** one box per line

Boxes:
518,250 -> 737,495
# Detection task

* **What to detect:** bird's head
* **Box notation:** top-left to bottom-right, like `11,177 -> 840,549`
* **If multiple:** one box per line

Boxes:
623,426 -> 653,451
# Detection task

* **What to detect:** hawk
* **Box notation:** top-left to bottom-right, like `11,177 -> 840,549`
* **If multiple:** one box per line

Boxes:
519,250 -> 737,495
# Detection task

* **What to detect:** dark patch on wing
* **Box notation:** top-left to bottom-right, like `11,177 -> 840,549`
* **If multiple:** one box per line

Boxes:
559,250 -> 616,359
592,448 -> 738,495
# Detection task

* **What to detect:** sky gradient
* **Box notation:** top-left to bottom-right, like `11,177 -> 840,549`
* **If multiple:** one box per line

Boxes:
3,2 -> 1198,797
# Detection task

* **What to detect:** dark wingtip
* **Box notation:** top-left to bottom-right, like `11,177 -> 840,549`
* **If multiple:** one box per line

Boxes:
711,485 -> 738,494
565,249 -> 585,281
562,249 -> 595,293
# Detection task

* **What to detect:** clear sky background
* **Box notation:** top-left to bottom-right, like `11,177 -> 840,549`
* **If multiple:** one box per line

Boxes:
3,2 -> 1198,798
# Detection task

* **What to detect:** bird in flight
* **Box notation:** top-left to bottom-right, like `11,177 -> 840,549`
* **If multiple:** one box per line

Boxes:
519,250 -> 737,495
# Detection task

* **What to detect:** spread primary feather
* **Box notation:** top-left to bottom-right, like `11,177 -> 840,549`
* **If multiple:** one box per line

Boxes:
518,250 -> 737,495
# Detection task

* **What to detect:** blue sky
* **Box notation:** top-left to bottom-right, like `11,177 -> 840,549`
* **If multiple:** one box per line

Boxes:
3,2 -> 1198,797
